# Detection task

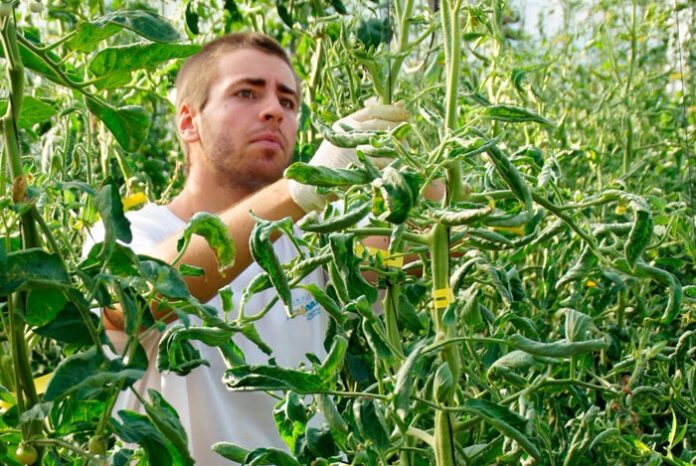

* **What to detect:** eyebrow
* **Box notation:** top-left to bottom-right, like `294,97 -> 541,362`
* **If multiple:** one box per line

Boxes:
231,77 -> 298,100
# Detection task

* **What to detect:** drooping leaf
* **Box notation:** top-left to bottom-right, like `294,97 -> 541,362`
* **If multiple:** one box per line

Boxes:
483,104 -> 555,127
485,145 -> 533,218
285,162 -> 372,187
461,398 -> 541,461
508,334 -> 607,357
110,410 -> 174,466
393,343 -> 424,421
371,167 -> 420,224
212,442 -> 249,463
140,259 -> 190,299
223,365 -> 324,393
353,398 -> 390,451
624,198 -> 653,270
86,97 -> 150,152
274,392 -> 307,451
318,335 -> 348,381
249,215 -> 294,316
177,212 -> 236,272
298,283 -> 346,325
142,390 -> 194,465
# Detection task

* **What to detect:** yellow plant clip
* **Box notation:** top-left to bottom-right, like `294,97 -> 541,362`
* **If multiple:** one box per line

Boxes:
355,243 -> 404,268
433,287 -> 455,309
122,192 -> 148,210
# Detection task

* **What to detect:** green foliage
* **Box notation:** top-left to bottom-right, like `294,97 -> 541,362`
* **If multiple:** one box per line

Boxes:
1,0 -> 695,465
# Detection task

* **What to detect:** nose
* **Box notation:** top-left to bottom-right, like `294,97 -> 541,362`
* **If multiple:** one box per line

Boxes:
261,94 -> 284,123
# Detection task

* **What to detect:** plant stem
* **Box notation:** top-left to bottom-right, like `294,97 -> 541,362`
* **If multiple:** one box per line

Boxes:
1,16 -> 43,449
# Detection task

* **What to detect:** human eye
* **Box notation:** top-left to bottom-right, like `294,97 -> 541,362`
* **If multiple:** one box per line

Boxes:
235,89 -> 255,99
280,97 -> 296,111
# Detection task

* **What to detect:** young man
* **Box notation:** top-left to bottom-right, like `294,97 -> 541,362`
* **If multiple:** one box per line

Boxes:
83,32 -> 407,463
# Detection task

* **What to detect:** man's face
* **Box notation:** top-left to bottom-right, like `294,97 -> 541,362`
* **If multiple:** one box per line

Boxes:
192,48 -> 299,190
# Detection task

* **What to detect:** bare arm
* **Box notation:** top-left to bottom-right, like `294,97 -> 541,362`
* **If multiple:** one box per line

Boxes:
104,179 -> 305,330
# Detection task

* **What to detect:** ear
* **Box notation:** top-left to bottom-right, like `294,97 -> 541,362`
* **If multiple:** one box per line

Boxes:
177,102 -> 200,143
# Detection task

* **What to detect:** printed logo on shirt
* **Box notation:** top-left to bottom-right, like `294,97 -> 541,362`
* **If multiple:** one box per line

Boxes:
289,293 -> 321,321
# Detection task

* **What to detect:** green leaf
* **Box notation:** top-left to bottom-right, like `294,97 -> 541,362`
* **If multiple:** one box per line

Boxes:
184,0 -> 200,35
393,343 -> 424,421
37,296 -> 107,348
285,163 -> 372,187
94,180 -> 132,244
274,392 -> 307,451
24,289 -> 67,327
90,43 -> 201,79
68,10 -> 181,51
461,398 -> 541,461
298,283 -> 346,325
485,145 -> 534,218
329,234 -> 377,303
564,308 -> 597,342
157,324 -> 211,376
556,245 -> 596,289
318,335 -> 348,381
86,97 -> 150,152
371,167 -> 420,224
140,259 -> 190,299
0,249 -> 69,296
249,215 -> 294,316
356,18 -> 393,49
143,390 -> 194,465
246,447 -> 302,466
111,410 -> 174,466
483,104 -> 555,127
177,212 -> 236,272
0,96 -> 56,129
317,395 -> 349,440
212,442 -> 249,463
429,205 -> 492,226
44,348 -> 144,401
508,334 -> 607,357
353,399 -> 390,451
297,427 -> 338,462
625,199 -> 653,270
223,365 -> 324,393
434,362 -> 454,402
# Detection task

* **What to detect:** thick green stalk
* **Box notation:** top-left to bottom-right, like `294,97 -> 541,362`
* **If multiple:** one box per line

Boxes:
1,16 -> 43,447
428,223 -> 458,466
387,0 -> 416,101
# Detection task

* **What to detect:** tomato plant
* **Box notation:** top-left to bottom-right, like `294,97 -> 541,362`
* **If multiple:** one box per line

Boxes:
1,0 -> 695,465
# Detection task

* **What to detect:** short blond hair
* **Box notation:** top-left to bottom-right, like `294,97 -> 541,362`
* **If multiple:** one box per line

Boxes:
175,32 -> 300,173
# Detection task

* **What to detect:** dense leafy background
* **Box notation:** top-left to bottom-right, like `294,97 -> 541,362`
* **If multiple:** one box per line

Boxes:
0,0 -> 695,465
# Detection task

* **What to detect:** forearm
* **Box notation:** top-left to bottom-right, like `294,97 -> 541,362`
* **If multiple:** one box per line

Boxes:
152,178 -> 305,304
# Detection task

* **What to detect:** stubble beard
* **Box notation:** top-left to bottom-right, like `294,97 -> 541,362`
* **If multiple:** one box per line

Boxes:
207,144 -> 287,196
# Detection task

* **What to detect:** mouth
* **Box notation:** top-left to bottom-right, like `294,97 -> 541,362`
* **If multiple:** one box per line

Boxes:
250,132 -> 284,152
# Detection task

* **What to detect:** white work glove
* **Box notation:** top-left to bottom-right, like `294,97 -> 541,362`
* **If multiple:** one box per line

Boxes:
289,99 -> 409,213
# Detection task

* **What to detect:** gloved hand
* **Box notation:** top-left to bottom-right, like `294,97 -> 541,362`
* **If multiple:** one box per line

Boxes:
289,99 -> 409,213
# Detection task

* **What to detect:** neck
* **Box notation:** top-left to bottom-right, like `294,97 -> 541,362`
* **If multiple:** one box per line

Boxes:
167,166 -> 262,223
